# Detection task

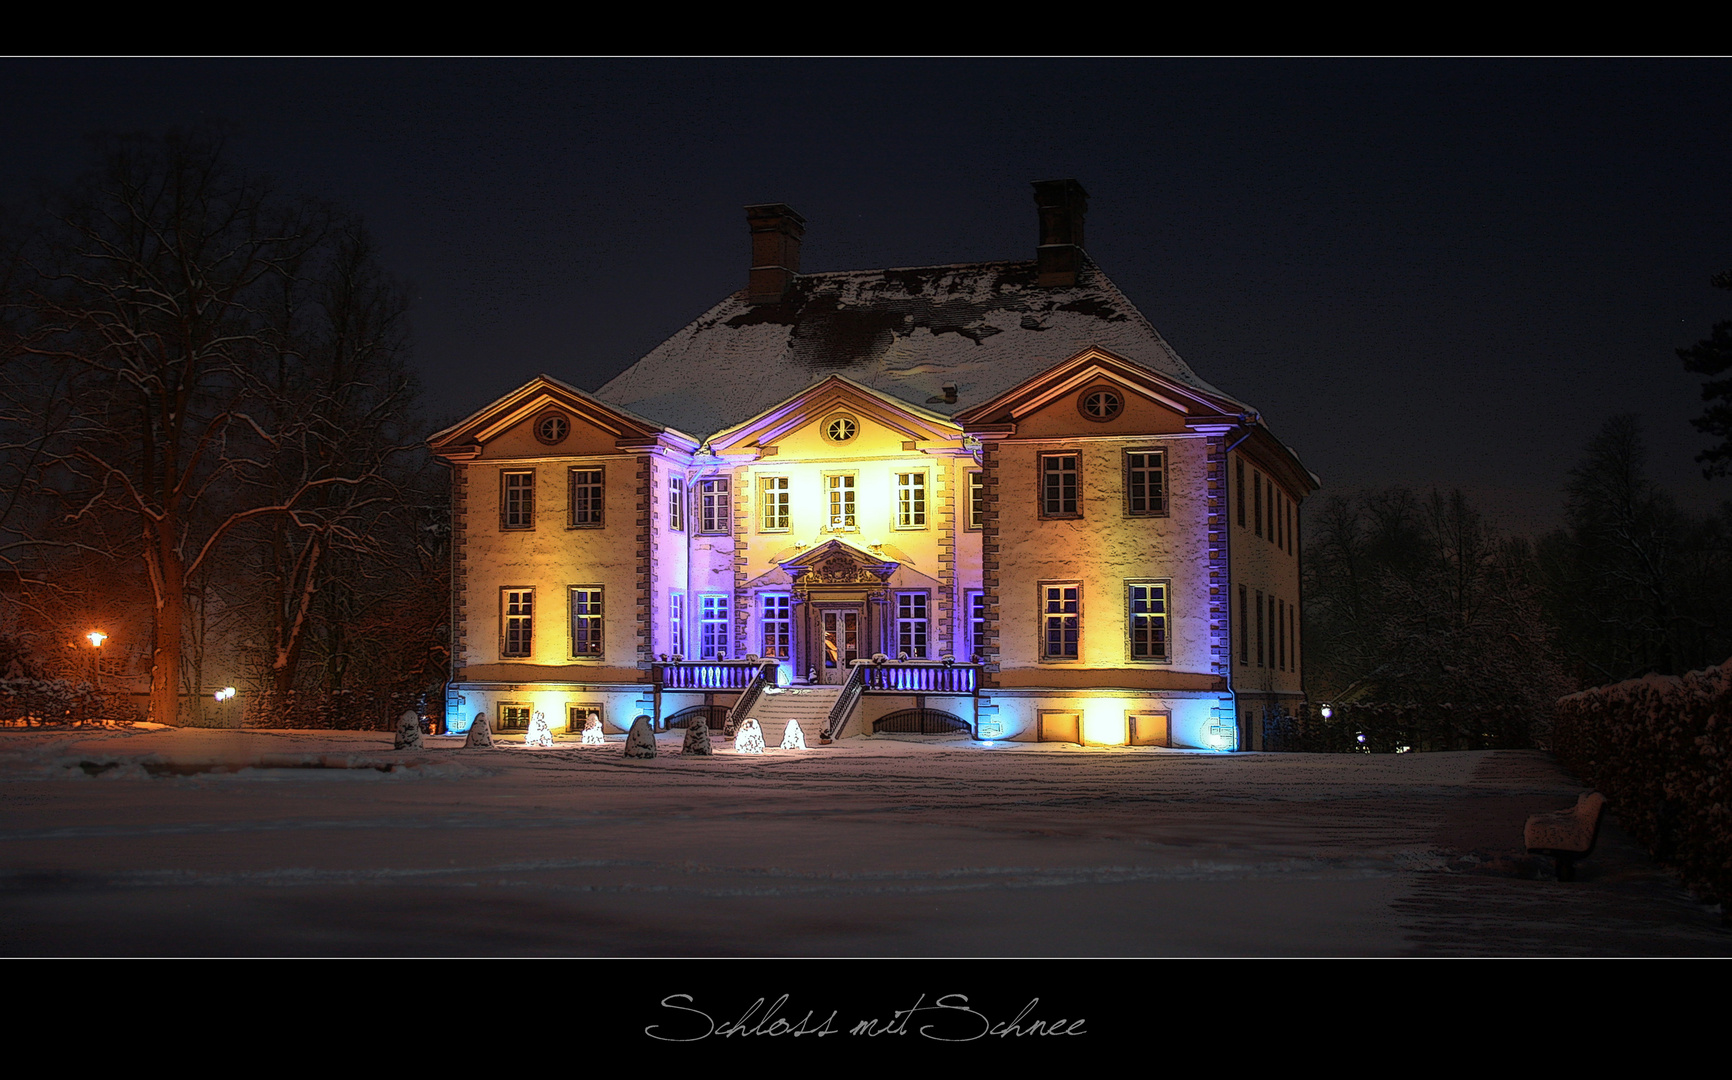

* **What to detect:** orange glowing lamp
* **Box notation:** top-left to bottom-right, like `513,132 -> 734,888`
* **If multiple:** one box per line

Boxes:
86,630 -> 107,649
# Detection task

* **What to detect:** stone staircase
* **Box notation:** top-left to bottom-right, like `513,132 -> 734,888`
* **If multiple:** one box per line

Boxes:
737,685 -> 843,747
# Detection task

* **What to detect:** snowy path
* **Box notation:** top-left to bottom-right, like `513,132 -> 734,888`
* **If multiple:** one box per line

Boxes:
0,728 -> 1724,956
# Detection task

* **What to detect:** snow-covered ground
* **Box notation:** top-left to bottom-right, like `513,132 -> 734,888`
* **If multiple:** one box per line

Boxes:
0,727 -> 1724,956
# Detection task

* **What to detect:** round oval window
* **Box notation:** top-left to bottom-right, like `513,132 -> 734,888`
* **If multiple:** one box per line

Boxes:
1080,389 -> 1122,421
825,416 -> 858,442
535,412 -> 570,445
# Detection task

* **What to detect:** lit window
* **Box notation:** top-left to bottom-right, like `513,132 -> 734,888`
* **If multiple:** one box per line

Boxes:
1125,449 -> 1167,516
667,475 -> 684,532
760,476 -> 790,532
498,703 -> 531,731
967,471 -> 984,531
501,470 -> 535,530
1042,583 -> 1080,660
670,592 -> 685,657
761,594 -> 791,658
568,468 -> 603,527
569,586 -> 603,657
896,472 -> 926,528
968,590 -> 986,660
699,478 -> 731,534
502,588 -> 534,658
1041,454 -> 1080,517
700,595 -> 730,659
826,474 -> 856,530
896,592 -> 929,659
1128,582 -> 1169,662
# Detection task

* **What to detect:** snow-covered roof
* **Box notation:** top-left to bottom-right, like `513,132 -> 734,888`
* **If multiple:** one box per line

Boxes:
594,256 -> 1238,440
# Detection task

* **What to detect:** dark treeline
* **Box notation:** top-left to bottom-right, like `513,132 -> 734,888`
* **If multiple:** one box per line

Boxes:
0,131 -> 447,726
1305,416 -> 1732,720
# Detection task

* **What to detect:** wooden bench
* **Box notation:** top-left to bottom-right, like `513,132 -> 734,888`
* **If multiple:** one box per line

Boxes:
1524,791 -> 1606,882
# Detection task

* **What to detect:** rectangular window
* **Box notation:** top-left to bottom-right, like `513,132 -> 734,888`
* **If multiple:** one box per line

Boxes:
700,594 -> 730,659
699,478 -> 731,534
568,467 -> 603,528
1041,453 -> 1080,517
1278,597 -> 1286,671
761,593 -> 791,658
569,586 -> 603,657
1255,589 -> 1265,667
967,589 -> 986,661
967,471 -> 985,531
760,476 -> 790,532
1239,585 -> 1249,664
501,470 -> 535,530
1128,582 -> 1169,661
826,474 -> 856,530
667,475 -> 685,532
1041,583 -> 1080,660
670,592 -> 685,658
1290,605 -> 1298,670
1236,458 -> 1246,528
1269,594 -> 1277,669
896,592 -> 929,659
1254,469 -> 1263,538
896,472 -> 927,528
1125,449 -> 1168,516
502,588 -> 534,658
1288,501 -> 1295,556
498,703 -> 531,732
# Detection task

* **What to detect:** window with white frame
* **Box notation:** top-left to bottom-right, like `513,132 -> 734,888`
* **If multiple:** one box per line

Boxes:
1040,454 -> 1080,517
668,475 -> 685,532
1125,449 -> 1167,517
896,592 -> 929,658
501,470 -> 535,530
569,586 -> 603,657
896,472 -> 927,528
968,590 -> 986,660
669,592 -> 685,657
1041,583 -> 1080,660
1127,581 -> 1169,661
700,595 -> 730,659
826,473 -> 856,530
967,471 -> 984,531
699,478 -> 731,534
760,594 -> 791,658
501,588 -> 534,658
568,467 -> 603,528
760,476 -> 790,532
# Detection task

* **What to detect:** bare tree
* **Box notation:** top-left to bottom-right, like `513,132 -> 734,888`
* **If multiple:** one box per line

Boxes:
11,132 -> 401,725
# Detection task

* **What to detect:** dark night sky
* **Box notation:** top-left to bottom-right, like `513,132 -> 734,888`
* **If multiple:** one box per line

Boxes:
3,58 -> 1728,536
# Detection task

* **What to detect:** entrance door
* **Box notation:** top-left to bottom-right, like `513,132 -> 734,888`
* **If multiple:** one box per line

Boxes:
820,609 -> 860,684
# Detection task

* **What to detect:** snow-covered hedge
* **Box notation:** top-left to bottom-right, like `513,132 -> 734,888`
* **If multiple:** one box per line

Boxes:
243,690 -> 427,731
1552,658 -> 1732,903
1265,702 -> 1539,753
0,679 -> 134,726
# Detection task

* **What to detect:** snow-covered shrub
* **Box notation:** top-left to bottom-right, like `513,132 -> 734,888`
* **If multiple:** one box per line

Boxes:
1552,657 -> 1732,905
243,690 -> 426,731
0,678 -> 132,726
1266,702 -> 1541,753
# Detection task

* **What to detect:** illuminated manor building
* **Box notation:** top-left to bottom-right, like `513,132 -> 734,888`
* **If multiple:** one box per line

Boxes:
429,181 -> 1317,749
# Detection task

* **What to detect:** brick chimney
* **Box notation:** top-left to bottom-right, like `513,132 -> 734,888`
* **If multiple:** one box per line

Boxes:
1032,179 -> 1089,287
745,203 -> 806,305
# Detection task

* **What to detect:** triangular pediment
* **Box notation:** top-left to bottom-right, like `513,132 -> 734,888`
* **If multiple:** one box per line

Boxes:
777,538 -> 899,584
427,374 -> 698,459
707,375 -> 961,455
952,347 -> 1243,429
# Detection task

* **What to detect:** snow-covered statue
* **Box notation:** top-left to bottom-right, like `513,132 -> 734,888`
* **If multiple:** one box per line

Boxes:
464,711 -> 494,749
525,710 -> 553,748
779,719 -> 807,751
623,714 -> 657,759
733,717 -> 765,754
682,716 -> 713,755
395,709 -> 422,750
581,714 -> 605,745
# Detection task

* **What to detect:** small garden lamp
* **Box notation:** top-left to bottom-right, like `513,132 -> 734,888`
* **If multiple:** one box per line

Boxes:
86,630 -> 106,681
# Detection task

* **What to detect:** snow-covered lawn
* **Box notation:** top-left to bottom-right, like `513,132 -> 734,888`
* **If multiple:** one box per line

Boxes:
0,727 -> 1723,956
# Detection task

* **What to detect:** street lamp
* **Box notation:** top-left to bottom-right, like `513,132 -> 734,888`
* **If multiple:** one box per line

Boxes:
86,630 -> 106,684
